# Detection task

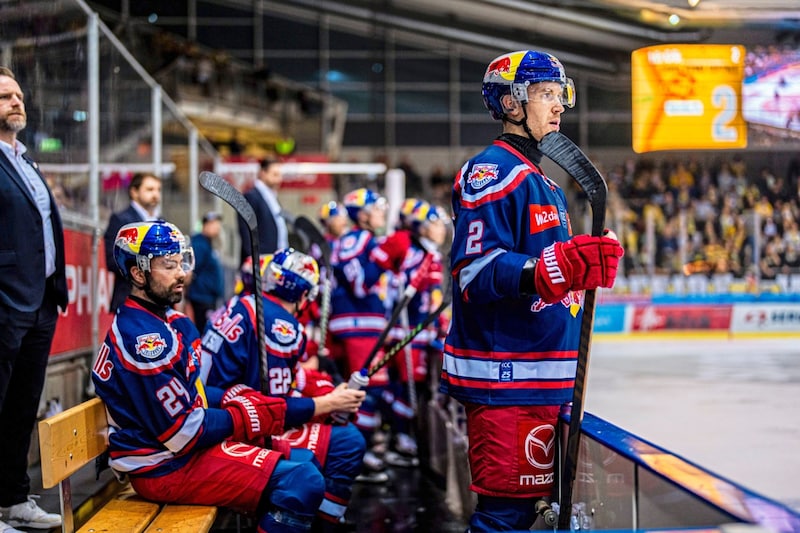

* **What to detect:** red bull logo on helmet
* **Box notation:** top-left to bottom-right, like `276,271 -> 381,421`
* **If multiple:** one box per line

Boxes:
135,332 -> 167,359
484,51 -> 526,82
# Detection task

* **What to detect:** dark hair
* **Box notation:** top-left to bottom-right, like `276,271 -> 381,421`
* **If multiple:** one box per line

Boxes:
0,66 -> 16,79
128,172 -> 161,194
260,158 -> 278,171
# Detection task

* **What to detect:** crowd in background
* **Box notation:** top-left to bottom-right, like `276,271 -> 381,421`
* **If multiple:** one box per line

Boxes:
393,152 -> 800,284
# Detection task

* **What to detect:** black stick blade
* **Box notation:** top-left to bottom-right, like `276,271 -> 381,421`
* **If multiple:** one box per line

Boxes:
294,215 -> 332,268
199,171 -> 257,231
538,132 -> 608,236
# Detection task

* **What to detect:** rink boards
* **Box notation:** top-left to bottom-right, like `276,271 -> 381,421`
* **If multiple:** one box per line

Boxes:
426,400 -> 800,532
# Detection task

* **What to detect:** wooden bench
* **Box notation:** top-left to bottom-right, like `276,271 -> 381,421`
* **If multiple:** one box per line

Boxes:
38,397 -> 218,533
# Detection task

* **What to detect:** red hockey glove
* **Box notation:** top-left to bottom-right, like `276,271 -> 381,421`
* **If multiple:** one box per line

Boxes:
295,367 -> 336,397
533,234 -> 624,304
371,230 -> 412,272
413,258 -> 442,292
220,384 -> 256,406
269,436 -> 293,460
225,392 -> 287,443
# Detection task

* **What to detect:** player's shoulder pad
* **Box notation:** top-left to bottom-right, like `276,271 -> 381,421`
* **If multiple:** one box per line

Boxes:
336,228 -> 373,262
111,304 -> 183,374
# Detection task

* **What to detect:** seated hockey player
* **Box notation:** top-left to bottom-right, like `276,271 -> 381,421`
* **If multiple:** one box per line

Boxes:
201,248 -> 368,531
92,221 -> 325,533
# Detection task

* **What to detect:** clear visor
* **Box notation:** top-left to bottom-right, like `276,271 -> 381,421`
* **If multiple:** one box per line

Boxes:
562,78 -> 576,108
146,249 -> 195,274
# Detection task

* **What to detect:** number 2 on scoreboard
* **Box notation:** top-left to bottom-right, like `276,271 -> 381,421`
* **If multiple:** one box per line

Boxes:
712,85 -> 738,142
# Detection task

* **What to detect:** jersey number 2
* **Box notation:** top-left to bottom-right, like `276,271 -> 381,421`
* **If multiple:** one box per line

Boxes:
465,220 -> 484,255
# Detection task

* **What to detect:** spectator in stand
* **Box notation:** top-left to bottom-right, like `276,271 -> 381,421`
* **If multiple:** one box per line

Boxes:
103,172 -> 162,313
186,211 -> 225,333
0,65 -> 66,533
239,158 -> 289,266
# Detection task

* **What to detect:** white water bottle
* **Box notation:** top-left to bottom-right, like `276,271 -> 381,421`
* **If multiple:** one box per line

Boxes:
331,369 -> 369,424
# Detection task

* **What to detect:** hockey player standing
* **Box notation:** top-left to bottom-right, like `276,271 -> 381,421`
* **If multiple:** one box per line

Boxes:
327,188 -> 411,479
92,221 -> 326,533
439,50 -> 624,532
382,198 -> 447,466
201,248 -> 368,531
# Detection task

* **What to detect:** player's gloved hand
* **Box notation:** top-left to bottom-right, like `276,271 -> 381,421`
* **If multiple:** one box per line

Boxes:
295,367 -> 336,397
269,436 -> 292,460
224,392 -> 287,443
371,230 -> 412,272
522,232 -> 624,303
220,384 -> 256,405
412,259 -> 442,292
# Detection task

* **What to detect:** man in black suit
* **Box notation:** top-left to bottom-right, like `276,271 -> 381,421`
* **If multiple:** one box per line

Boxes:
0,66 -> 67,531
238,158 -> 290,265
103,172 -> 162,312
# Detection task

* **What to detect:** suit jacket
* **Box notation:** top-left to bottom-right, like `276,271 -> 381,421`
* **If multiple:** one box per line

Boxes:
238,187 -> 279,265
104,205 -> 143,312
0,150 -> 68,313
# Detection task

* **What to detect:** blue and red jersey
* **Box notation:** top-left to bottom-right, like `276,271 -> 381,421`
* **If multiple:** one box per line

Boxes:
328,227 -> 388,340
91,298 -> 232,477
440,137 -> 584,407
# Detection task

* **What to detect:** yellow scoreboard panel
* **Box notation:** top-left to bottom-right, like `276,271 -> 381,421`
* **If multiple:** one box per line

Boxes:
631,44 -> 747,153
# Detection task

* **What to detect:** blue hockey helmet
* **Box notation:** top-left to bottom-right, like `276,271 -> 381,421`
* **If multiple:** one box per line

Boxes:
481,50 -> 575,120
397,198 -> 440,234
342,188 -> 386,223
318,200 -> 347,225
236,254 -> 273,295
265,248 -> 320,303
113,221 -> 194,282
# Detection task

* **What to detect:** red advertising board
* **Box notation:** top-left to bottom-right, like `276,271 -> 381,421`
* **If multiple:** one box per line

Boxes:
631,304 -> 732,332
50,228 -> 115,358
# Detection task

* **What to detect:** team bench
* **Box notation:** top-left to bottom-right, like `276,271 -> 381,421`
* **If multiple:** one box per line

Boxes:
38,397 -> 218,533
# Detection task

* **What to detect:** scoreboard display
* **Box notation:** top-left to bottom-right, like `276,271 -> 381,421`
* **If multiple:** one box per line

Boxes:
631,44 -> 747,153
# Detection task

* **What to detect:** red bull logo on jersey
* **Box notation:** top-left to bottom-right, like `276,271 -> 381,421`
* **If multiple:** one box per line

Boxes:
529,204 -> 564,233
467,163 -> 500,189
135,332 -> 167,359
271,318 -> 296,343
530,290 -> 583,316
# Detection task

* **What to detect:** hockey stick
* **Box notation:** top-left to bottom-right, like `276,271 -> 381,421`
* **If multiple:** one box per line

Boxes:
360,251 -> 433,374
366,288 -> 451,378
199,171 -> 269,393
293,216 -> 333,355
538,131 -> 607,531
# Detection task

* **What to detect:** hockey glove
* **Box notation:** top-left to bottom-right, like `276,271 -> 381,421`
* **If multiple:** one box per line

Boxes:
224,392 -> 287,443
370,230 -> 412,272
269,436 -> 293,460
295,367 -> 336,398
220,384 -> 256,405
525,234 -> 624,304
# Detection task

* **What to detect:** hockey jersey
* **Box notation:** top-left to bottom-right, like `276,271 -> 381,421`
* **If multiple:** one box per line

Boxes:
439,135 -> 583,406
328,227 -> 388,339
387,244 -> 444,351
91,298 -> 231,477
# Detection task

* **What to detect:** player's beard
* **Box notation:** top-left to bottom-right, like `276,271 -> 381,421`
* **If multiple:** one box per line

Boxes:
144,275 -> 183,308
